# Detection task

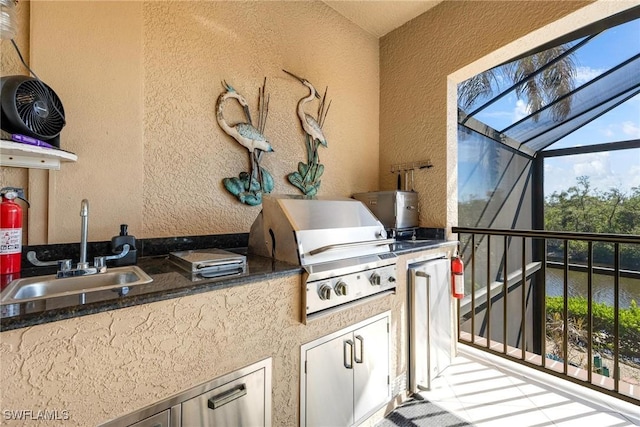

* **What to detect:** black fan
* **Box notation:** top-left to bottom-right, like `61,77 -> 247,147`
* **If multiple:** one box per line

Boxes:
0,75 -> 65,148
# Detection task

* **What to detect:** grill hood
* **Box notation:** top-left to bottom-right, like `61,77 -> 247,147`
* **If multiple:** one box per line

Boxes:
248,195 -> 395,268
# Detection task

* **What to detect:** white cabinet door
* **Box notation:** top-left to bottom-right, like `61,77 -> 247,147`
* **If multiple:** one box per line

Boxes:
302,312 -> 391,427
305,331 -> 355,427
409,257 -> 452,392
353,316 -> 390,423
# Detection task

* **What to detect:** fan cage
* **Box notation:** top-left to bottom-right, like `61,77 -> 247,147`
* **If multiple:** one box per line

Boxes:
15,79 -> 65,137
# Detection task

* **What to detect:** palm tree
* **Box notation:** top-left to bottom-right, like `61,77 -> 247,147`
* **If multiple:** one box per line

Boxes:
459,45 -> 577,122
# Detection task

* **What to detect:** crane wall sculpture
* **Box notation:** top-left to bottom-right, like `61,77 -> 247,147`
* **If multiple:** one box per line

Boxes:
216,80 -> 274,206
283,70 -> 331,197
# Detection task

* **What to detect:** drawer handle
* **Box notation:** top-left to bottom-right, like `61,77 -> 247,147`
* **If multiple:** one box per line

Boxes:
207,384 -> 247,410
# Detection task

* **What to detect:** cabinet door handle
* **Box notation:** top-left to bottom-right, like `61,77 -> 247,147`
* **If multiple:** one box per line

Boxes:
344,339 -> 354,369
207,384 -> 247,410
415,271 -> 430,280
355,335 -> 364,364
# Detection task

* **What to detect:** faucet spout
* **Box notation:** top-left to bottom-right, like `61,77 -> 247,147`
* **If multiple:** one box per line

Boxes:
79,199 -> 89,268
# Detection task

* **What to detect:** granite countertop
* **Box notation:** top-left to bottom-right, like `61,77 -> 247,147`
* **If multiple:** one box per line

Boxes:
0,240 -> 454,331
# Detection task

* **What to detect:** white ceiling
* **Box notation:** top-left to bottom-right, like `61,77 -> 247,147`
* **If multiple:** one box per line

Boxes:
323,1 -> 444,38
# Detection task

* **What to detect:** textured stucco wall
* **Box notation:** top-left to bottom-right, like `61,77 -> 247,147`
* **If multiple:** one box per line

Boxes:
141,1 -> 380,237
0,0 -> 30,241
379,0 -> 591,233
27,1 -> 145,244
0,247 -> 451,426
22,1 -> 379,242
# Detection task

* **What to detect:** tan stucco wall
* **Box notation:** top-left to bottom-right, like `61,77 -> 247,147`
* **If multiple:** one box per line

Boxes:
4,0 -> 379,243
0,0 -> 30,241
379,0 -> 592,233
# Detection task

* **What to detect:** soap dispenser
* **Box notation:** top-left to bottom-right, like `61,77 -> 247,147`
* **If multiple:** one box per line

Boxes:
111,224 -> 137,266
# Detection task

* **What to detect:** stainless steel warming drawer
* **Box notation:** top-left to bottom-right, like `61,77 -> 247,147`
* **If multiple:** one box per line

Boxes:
99,358 -> 272,427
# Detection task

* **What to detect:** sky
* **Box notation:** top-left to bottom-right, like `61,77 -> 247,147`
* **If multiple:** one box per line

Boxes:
462,18 -> 640,198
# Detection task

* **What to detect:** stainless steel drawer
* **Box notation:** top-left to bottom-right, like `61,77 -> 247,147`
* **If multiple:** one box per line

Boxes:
99,358 -> 272,427
181,368 -> 266,426
129,410 -> 170,427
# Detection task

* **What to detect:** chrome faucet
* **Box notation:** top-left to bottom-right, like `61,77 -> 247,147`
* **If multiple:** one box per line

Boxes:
79,199 -> 89,269
27,199 -> 131,277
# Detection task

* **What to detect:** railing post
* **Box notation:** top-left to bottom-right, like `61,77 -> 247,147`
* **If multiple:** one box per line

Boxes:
563,239 -> 569,375
471,233 -> 476,345
614,243 -> 620,392
521,237 -> 526,360
503,235 -> 508,355
587,241 -> 593,384
486,235 -> 492,350
541,237 -> 547,369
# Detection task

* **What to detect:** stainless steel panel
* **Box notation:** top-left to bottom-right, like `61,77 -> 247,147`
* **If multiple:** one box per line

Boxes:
353,191 -> 418,230
99,358 -> 271,427
353,317 -> 391,424
129,410 -> 170,427
304,331 -> 355,426
301,312 -> 391,427
168,249 -> 246,274
305,263 -> 396,318
181,369 -> 266,427
409,257 -> 452,392
248,195 -> 390,266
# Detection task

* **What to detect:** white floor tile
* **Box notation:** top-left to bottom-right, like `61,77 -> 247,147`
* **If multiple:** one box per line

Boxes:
416,344 -> 640,427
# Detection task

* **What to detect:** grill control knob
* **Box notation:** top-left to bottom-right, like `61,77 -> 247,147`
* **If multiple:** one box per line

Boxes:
335,281 -> 348,296
369,272 -> 381,286
318,284 -> 332,300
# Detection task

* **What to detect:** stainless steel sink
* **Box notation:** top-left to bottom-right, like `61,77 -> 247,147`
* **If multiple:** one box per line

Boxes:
0,266 -> 153,304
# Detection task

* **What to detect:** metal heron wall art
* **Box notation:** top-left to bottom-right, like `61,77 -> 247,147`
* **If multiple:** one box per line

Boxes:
283,70 -> 331,197
216,79 -> 274,206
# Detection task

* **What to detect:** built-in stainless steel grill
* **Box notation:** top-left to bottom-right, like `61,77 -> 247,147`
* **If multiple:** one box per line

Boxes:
248,195 -> 397,322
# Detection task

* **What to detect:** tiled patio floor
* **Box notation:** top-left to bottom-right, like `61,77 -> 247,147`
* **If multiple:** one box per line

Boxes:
415,344 -> 640,426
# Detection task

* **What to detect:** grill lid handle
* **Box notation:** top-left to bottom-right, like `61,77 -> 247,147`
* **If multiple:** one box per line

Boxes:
307,238 -> 395,257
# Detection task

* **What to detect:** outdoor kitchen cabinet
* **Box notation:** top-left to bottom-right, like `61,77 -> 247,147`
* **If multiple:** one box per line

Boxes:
301,312 -> 391,427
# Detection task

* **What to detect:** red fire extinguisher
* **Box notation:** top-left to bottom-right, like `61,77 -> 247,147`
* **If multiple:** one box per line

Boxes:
1,187 -> 30,276
451,248 -> 464,299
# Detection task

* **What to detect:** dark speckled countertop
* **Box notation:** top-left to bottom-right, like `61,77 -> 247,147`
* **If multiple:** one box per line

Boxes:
0,237 -> 454,331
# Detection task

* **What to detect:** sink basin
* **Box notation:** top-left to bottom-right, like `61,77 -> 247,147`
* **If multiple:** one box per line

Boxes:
0,266 -> 153,304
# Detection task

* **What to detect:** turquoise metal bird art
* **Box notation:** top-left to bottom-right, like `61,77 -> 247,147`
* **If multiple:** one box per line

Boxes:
283,70 -> 328,147
283,70 -> 331,196
216,82 -> 274,155
216,81 -> 274,205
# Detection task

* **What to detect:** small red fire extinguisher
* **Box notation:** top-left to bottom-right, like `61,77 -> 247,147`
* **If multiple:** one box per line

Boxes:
451,248 -> 464,299
1,187 -> 30,276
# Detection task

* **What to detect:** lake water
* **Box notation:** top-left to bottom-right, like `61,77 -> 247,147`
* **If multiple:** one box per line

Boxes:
546,267 -> 640,309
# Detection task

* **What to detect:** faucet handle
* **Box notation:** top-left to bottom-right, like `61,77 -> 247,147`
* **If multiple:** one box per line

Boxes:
58,259 -> 72,271
27,251 -> 72,268
94,244 -> 130,269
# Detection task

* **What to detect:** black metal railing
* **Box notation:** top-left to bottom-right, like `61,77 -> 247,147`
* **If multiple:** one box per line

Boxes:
452,226 -> 640,405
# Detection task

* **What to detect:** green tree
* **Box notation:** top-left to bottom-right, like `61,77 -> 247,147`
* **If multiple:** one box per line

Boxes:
545,177 -> 640,270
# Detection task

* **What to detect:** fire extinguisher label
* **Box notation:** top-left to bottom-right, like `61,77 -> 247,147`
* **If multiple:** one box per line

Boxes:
0,228 -> 22,255
453,273 -> 464,295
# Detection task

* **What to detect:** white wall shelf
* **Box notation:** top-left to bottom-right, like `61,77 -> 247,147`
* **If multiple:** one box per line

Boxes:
0,139 -> 77,170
